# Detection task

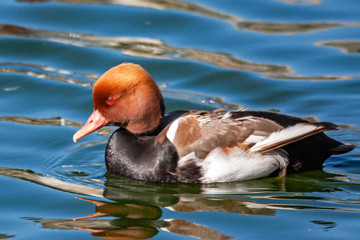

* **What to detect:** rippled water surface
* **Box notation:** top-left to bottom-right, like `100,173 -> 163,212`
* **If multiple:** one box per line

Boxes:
0,0 -> 359,239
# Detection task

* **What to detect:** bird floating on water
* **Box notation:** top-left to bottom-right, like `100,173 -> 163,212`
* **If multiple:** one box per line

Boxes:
73,63 -> 355,183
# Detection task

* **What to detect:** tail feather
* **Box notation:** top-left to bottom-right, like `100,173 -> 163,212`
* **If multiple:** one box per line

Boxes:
250,122 -> 337,154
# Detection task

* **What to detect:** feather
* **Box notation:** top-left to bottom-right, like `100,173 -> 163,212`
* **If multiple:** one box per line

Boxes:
250,122 -> 337,153
200,146 -> 288,183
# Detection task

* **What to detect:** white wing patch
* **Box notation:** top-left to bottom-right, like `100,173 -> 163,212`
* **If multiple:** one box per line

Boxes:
250,123 -> 319,153
166,118 -> 180,143
200,146 -> 288,183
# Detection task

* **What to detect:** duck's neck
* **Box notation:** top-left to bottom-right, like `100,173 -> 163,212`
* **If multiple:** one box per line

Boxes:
124,88 -> 165,135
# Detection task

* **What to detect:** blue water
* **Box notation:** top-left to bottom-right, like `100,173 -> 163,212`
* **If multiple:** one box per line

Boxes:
0,0 -> 359,239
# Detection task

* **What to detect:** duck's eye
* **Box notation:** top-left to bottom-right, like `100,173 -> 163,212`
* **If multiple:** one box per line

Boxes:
106,97 -> 115,105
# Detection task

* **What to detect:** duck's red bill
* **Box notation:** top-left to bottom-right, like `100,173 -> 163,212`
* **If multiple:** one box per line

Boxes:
73,109 -> 108,142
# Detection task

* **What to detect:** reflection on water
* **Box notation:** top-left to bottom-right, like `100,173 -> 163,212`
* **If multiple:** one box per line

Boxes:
0,114 -> 116,140
0,234 -> 15,239
311,220 -> 337,231
236,21 -> 342,34
278,0 -> 321,4
0,116 -> 82,128
31,217 -> 234,240
0,167 -> 104,197
72,197 -> 232,240
36,218 -> 161,239
0,62 -> 96,87
0,234 -> 14,240
168,196 -> 275,216
0,24 -> 292,76
162,89 -> 246,110
0,61 -> 247,112
1,167 -> 359,239
316,40 -> 360,54
17,0 -> 243,27
1,24 -> 356,81
17,0 -> 357,35
73,197 -> 163,220
1,1 -> 360,239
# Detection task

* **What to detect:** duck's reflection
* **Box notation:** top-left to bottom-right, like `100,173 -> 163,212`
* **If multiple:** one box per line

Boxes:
32,217 -> 164,239
1,167 -> 358,239
77,226 -> 159,239
73,197 -> 162,221
72,185 -> 238,239
35,196 -> 233,240
27,173 -> 339,239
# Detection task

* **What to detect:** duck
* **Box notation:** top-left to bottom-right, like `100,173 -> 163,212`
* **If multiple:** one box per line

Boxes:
73,63 -> 355,183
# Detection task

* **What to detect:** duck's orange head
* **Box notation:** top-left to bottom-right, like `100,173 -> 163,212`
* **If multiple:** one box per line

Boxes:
73,63 -> 165,142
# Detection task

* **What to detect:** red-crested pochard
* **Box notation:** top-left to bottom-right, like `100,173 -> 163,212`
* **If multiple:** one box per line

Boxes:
73,63 -> 355,183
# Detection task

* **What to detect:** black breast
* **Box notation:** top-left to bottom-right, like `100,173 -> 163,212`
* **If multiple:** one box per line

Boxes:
105,128 -> 179,182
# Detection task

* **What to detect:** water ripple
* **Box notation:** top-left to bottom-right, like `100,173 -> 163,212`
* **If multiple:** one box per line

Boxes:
316,40 -> 360,54
16,0 -> 358,34
1,164 -> 359,239
0,61 -> 247,111
1,24 -> 357,81
0,115 -> 82,128
278,0 -> 321,5
0,62 -> 96,87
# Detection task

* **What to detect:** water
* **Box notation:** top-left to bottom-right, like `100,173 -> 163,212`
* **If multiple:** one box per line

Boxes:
0,0 -> 359,239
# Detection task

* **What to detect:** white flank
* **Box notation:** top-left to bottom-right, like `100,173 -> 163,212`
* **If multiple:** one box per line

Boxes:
200,147 -> 288,183
166,118 -> 180,143
250,123 -> 318,153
